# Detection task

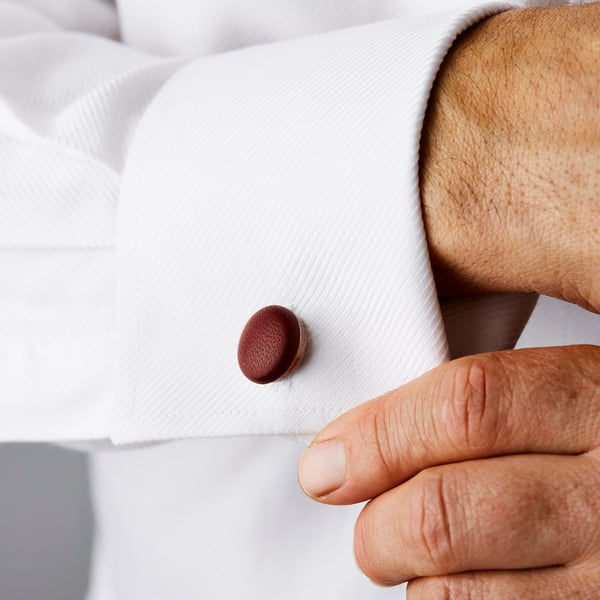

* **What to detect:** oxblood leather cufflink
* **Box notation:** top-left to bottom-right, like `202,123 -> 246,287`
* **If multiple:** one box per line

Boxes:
238,305 -> 308,384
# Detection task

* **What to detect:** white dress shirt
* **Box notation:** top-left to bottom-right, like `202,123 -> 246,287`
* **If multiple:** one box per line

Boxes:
1,0 -> 532,443
2,0 -> 597,598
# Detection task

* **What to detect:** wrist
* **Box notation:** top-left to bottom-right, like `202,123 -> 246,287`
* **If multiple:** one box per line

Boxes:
420,5 -> 600,310
420,8 -> 531,298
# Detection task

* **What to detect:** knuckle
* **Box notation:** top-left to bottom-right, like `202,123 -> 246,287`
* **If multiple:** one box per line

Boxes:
441,355 -> 506,452
365,402 -> 402,479
407,470 -> 461,573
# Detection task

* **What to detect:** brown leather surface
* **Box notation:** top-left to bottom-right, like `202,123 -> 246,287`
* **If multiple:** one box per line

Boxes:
237,305 -> 304,384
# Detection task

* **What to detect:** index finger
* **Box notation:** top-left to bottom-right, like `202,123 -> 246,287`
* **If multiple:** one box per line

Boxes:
297,345 -> 600,504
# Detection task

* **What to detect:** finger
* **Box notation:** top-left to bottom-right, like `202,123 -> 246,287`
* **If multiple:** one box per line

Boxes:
407,563 -> 600,600
298,345 -> 600,503
353,454 -> 598,585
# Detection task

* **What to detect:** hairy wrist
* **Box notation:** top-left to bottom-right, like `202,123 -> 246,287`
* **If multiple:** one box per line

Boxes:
420,5 -> 600,310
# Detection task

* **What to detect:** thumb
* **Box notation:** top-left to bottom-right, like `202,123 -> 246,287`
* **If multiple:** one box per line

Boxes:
295,363 -> 446,504
297,347 -> 592,504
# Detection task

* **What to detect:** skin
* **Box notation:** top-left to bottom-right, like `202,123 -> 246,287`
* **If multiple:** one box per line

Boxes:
421,4 -> 600,307
298,4 -> 600,598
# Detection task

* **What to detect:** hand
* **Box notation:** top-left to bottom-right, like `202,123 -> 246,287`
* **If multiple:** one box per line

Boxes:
420,4 -> 600,309
298,345 -> 600,597
298,6 -> 600,596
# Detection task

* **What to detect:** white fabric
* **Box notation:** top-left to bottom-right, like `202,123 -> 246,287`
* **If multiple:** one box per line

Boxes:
2,0 -> 598,598
114,6 -> 519,443
86,297 -> 600,600
0,0 -> 526,444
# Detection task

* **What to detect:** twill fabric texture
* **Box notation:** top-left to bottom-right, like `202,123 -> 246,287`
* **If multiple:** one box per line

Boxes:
1,0 -> 530,444
1,1 -> 595,599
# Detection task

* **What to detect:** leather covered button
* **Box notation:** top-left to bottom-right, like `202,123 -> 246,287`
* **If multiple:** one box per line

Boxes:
238,305 -> 308,384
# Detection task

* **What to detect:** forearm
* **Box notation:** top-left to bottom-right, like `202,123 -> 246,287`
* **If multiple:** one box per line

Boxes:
420,3 -> 600,311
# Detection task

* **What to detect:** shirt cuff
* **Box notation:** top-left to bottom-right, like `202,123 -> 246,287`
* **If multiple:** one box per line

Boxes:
113,4 -> 513,444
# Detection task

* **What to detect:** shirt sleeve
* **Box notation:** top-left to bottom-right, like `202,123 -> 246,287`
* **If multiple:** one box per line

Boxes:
0,0 -> 516,445
0,0 -> 186,442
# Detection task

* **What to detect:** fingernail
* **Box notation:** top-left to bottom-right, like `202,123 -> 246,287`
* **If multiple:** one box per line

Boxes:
298,439 -> 346,498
